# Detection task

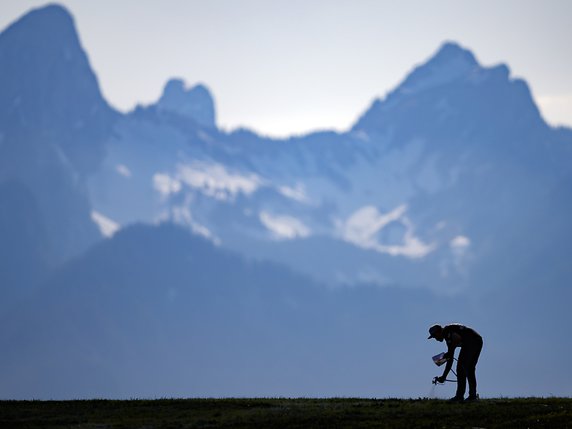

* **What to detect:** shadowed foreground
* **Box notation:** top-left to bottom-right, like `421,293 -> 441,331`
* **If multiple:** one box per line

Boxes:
1,398 -> 571,428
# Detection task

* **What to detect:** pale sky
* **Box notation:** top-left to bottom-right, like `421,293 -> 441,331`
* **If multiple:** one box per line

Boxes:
1,0 -> 572,137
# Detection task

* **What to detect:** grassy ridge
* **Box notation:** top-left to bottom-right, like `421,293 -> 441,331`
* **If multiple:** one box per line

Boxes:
1,398 -> 571,428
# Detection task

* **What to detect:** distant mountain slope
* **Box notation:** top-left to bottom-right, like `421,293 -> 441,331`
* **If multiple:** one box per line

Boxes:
2,222 -> 570,398
0,223 -> 461,398
0,223 -> 326,398
0,181 -> 51,309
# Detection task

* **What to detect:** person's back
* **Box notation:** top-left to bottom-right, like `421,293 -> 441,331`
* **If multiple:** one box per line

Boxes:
442,323 -> 481,346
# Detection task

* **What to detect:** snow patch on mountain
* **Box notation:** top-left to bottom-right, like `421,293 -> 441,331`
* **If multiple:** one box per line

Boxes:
91,211 -> 120,238
450,235 -> 470,249
439,235 -> 473,278
338,205 -> 434,258
450,234 -> 471,262
165,202 -> 220,244
153,173 -> 182,197
115,164 -> 132,178
176,162 -> 262,201
259,211 -> 311,240
278,183 -> 311,204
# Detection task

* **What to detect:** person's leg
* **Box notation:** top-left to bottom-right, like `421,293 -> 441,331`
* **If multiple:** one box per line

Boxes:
455,352 -> 467,399
466,339 -> 483,399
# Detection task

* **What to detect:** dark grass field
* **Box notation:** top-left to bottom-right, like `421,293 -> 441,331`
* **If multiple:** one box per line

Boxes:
1,397 -> 571,428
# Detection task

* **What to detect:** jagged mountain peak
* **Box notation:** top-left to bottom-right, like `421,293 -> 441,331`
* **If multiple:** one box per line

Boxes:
0,4 -> 78,49
157,78 -> 217,128
397,41 -> 481,94
0,2 -> 111,120
428,41 -> 478,67
0,3 -> 116,175
352,41 -> 546,137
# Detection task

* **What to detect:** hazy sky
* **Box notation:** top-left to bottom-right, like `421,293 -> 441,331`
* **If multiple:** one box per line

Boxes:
2,0 -> 572,137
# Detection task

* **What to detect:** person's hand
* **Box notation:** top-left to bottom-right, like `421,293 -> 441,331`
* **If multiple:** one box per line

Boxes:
436,375 -> 446,383
443,351 -> 453,360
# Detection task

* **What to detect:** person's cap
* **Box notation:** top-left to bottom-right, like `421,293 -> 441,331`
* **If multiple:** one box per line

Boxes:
428,324 -> 442,339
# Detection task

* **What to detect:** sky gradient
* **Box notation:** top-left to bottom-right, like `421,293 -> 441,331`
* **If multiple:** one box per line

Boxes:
2,0 -> 571,137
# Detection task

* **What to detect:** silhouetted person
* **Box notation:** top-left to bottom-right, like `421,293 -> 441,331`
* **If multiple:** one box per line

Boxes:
428,323 -> 483,402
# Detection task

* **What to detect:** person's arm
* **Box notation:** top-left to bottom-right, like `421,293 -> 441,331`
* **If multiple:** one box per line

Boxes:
440,343 -> 456,380
437,331 -> 460,382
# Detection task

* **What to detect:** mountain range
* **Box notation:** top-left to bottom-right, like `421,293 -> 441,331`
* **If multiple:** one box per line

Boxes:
1,4 -> 571,398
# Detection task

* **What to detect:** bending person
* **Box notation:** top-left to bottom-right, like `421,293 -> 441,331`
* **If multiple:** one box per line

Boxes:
428,323 -> 483,402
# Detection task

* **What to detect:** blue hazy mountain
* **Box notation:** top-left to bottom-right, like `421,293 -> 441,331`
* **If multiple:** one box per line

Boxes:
0,4 -> 117,266
87,40 -> 572,293
0,181 -> 51,312
1,5 -> 572,399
